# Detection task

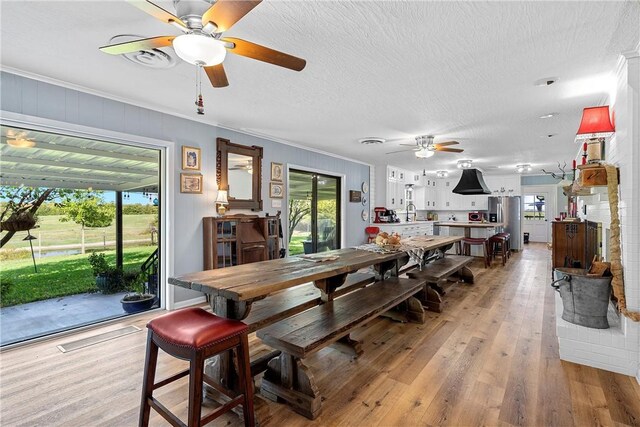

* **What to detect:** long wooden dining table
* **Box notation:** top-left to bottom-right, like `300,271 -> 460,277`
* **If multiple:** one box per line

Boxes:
168,235 -> 463,401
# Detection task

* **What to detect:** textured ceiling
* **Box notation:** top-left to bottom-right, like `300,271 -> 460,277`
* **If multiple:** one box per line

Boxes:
1,1 -> 638,175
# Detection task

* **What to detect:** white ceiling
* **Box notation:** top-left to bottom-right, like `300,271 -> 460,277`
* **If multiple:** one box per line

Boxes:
1,1 -> 638,175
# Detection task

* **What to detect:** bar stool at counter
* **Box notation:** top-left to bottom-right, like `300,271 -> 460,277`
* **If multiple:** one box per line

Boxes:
490,234 -> 509,266
139,307 -> 255,427
462,237 -> 491,268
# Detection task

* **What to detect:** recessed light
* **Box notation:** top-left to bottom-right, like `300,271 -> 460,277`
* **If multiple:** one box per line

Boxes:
359,137 -> 385,145
539,113 -> 559,119
436,170 -> 449,178
534,77 -> 558,86
457,160 -> 473,169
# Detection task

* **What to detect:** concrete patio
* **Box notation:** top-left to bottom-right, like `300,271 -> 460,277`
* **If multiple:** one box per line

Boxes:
0,292 -> 130,346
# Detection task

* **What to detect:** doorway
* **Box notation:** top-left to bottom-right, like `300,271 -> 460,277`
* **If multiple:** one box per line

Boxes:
523,191 -> 551,242
287,169 -> 341,255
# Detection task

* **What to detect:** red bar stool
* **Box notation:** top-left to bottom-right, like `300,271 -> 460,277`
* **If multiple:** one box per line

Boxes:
490,234 -> 509,266
365,226 -> 380,243
462,237 -> 491,268
139,307 -> 255,427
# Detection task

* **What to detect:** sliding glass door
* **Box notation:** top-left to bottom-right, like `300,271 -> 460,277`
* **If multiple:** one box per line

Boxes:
288,169 -> 341,255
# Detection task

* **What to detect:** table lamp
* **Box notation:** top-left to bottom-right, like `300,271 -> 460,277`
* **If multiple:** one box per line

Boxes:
215,190 -> 229,216
575,106 -> 615,163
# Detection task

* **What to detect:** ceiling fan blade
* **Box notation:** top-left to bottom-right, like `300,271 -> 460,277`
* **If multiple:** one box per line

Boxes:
434,141 -> 460,147
385,149 -> 415,154
99,36 -> 175,55
223,37 -> 306,71
126,0 -> 187,29
204,63 -> 229,88
202,0 -> 262,33
436,147 -> 464,153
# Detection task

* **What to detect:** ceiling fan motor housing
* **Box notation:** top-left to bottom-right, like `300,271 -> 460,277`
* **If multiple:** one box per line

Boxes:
174,0 -> 216,29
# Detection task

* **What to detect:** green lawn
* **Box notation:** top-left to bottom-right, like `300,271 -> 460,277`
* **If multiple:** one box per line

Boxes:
1,214 -> 157,251
288,235 -> 307,255
0,246 -> 156,307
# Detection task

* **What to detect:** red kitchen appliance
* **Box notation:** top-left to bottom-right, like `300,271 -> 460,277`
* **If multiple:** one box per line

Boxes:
468,212 -> 485,222
373,207 -> 387,223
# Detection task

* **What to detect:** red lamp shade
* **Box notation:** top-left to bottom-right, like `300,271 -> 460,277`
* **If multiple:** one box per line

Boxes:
575,106 -> 615,139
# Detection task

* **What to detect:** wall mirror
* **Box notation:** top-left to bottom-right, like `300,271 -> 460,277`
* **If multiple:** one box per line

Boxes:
217,138 -> 263,211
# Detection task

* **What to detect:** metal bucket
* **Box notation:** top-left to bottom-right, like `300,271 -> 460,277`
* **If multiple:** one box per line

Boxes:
551,268 -> 612,329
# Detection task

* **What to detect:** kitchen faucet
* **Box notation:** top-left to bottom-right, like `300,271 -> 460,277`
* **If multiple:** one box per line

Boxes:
406,202 -> 416,222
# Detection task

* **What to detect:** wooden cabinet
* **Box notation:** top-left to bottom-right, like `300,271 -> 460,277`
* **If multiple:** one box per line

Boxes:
203,214 -> 280,270
551,220 -> 599,270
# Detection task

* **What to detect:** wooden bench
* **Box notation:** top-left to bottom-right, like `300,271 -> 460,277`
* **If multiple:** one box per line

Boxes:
257,277 -> 426,419
406,255 -> 474,313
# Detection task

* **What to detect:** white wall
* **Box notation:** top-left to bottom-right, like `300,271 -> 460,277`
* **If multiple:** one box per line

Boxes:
0,71 -> 371,305
556,53 -> 640,380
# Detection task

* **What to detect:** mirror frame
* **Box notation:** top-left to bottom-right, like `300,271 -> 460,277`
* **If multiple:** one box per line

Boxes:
217,137 -> 263,211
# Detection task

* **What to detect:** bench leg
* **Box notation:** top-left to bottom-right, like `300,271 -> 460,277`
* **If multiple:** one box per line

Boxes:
418,284 -> 444,313
261,353 -> 322,420
454,266 -> 475,284
331,334 -> 363,358
406,296 -> 426,323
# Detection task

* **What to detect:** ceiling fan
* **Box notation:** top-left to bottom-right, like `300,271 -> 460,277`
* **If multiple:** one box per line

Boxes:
229,160 -> 253,173
385,135 -> 464,158
99,0 -> 306,88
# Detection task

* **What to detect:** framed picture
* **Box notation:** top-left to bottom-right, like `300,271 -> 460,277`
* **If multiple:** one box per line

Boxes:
270,182 -> 284,198
182,146 -> 201,170
180,173 -> 203,194
271,162 -> 283,181
349,190 -> 362,203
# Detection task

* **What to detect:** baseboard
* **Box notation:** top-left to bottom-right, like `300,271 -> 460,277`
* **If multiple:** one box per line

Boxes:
172,295 -> 207,310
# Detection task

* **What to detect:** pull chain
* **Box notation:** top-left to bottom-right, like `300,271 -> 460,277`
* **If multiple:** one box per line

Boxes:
195,65 -> 204,115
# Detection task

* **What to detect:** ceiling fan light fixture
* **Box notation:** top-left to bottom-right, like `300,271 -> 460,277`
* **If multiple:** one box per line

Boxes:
516,164 -> 532,173
172,33 -> 226,66
457,160 -> 473,169
415,148 -> 435,158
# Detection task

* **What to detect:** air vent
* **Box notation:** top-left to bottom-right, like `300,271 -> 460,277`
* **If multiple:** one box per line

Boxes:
359,137 -> 385,145
109,35 -> 177,69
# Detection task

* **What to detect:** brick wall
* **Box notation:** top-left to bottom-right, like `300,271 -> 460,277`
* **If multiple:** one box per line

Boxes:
556,53 -> 640,381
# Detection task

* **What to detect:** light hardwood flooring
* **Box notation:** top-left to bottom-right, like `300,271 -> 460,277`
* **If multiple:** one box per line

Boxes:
1,244 -> 639,426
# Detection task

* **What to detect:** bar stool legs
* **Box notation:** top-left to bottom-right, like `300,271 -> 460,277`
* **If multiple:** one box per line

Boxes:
139,307 -> 255,427
462,238 -> 490,268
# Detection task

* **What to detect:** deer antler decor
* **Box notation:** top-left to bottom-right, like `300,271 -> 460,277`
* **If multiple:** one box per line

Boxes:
541,162 -> 568,180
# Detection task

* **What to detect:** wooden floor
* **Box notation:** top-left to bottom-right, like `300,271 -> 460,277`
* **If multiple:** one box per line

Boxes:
2,244 -> 639,426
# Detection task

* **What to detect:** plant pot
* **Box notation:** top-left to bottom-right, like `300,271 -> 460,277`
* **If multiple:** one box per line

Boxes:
121,294 -> 155,314
95,274 -> 109,293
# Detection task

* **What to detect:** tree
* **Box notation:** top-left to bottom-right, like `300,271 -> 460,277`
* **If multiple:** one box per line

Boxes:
0,186 -> 72,248
58,191 -> 115,253
288,198 -> 311,242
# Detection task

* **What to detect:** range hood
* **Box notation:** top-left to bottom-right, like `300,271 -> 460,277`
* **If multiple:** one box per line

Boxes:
452,168 -> 491,195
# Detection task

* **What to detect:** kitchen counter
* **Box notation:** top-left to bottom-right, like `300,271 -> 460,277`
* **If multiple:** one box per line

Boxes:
436,221 -> 504,239
436,221 -> 504,228
371,220 -> 436,226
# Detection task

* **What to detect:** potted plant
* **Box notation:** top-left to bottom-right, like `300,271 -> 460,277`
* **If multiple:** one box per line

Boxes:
120,273 -> 155,314
88,253 -> 111,292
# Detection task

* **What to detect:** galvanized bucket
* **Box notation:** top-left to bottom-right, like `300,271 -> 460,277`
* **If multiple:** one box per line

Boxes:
551,268 -> 612,329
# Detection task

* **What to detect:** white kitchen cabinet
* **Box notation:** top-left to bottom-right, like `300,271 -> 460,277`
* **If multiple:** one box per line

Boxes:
388,166 -> 398,181
414,185 -> 426,209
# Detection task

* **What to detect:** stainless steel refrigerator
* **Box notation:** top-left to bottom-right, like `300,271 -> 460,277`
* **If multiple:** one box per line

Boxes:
488,196 -> 522,251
